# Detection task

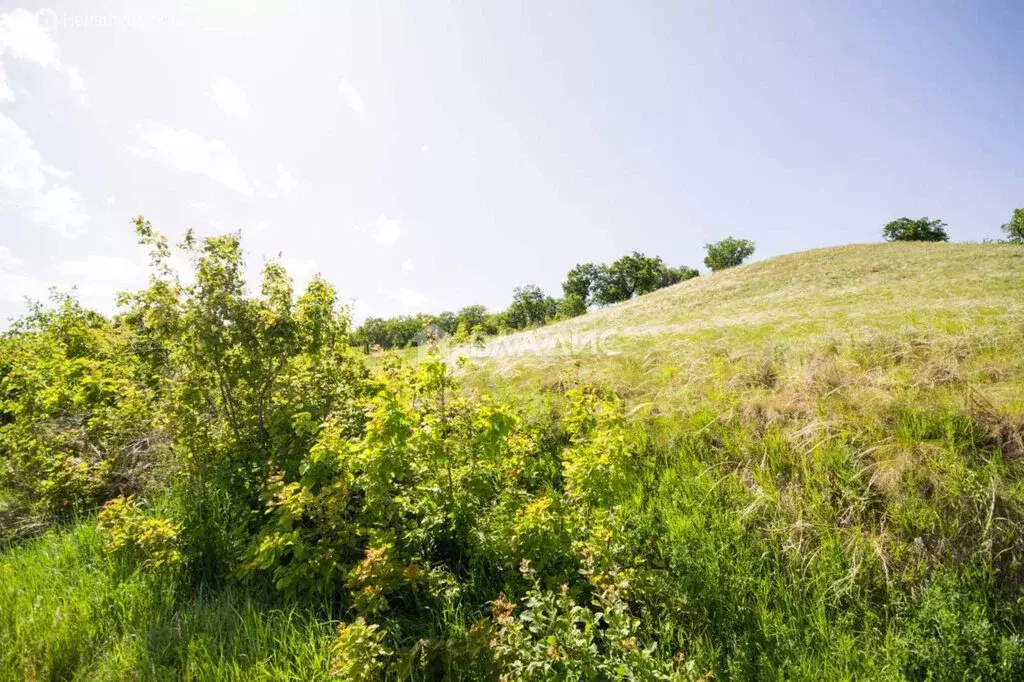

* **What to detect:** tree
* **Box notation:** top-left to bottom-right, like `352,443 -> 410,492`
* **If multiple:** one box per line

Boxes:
430,311 -> 457,336
1001,208 -> 1024,244
559,292 -> 588,319
505,285 -> 557,330
704,237 -> 755,271
454,305 -> 488,332
882,217 -> 949,242
562,263 -> 603,306
661,266 -> 700,288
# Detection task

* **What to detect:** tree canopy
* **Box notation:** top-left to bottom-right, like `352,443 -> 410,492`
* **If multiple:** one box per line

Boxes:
882,217 -> 950,242
1001,208 -> 1024,244
704,237 -> 756,271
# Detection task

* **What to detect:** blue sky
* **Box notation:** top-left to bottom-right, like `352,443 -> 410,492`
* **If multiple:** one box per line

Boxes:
1,0 -> 1021,325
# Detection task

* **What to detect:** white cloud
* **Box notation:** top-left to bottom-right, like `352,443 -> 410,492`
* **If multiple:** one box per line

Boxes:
0,111 -> 89,236
187,199 -> 208,212
275,165 -> 297,195
402,259 -> 415,272
32,186 -> 89,235
0,249 -> 146,311
209,78 -> 249,119
373,215 -> 401,247
250,221 -> 270,233
279,255 -> 319,289
0,267 -> 48,304
56,254 -> 148,311
339,78 -> 365,113
0,8 -> 86,96
0,9 -> 59,68
0,62 -> 12,102
349,298 -> 371,326
0,245 -> 22,269
65,65 -> 85,92
131,125 -> 255,195
40,163 -> 71,179
383,287 -> 430,310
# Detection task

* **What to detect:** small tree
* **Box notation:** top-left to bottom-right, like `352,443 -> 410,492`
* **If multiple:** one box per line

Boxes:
1001,208 -> 1024,244
882,217 -> 949,242
704,237 -> 755,271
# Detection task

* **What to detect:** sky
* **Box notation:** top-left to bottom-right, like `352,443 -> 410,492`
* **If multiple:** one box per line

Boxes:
1,0 -> 1021,326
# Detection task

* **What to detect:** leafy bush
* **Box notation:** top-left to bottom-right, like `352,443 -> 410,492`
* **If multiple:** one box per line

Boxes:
703,237 -> 755,271
329,617 -> 391,680
882,216 -> 950,242
489,560 -> 696,681
96,495 -> 182,571
0,294 -> 161,528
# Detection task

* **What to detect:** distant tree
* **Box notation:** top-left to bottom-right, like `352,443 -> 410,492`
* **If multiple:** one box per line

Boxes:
590,253 -> 698,305
352,314 -> 427,350
628,253 -> 673,296
559,292 -> 588,319
431,311 -> 457,336
505,285 -> 557,330
661,265 -> 700,288
1001,208 -> 1024,244
882,217 -> 949,242
592,262 -> 628,305
455,305 -> 488,332
704,237 -> 755,271
562,263 -> 603,306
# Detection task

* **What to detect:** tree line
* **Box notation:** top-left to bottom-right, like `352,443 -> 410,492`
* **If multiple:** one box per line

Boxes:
352,207 -> 1024,352
352,238 -> 756,350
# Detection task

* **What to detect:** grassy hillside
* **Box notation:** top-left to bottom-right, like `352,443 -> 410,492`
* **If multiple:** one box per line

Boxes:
464,242 -> 1023,409
3,241 -> 1023,680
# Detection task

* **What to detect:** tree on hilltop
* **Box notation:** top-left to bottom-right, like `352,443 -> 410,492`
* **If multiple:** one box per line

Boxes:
882,217 -> 949,242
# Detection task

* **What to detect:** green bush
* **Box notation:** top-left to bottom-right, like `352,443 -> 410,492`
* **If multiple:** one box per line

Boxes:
0,294 -> 161,528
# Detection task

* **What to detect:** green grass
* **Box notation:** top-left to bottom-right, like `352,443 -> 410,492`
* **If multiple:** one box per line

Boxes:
3,241 -> 1024,679
0,523 -> 337,681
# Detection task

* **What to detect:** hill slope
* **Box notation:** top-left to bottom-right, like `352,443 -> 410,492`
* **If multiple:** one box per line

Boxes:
464,242 -> 1024,412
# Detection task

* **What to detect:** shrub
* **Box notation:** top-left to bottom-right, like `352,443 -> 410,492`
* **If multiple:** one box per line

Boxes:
704,237 -> 755,271
488,561 -> 696,681
96,495 -> 182,571
329,617 -> 391,680
0,294 -> 161,527
882,216 -> 950,242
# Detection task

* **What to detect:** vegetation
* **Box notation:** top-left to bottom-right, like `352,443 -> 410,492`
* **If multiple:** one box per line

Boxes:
2,224 -> 1024,680
882,217 -> 950,242
1001,208 -> 1024,244
354,250 -> 700,350
703,237 -> 756,271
